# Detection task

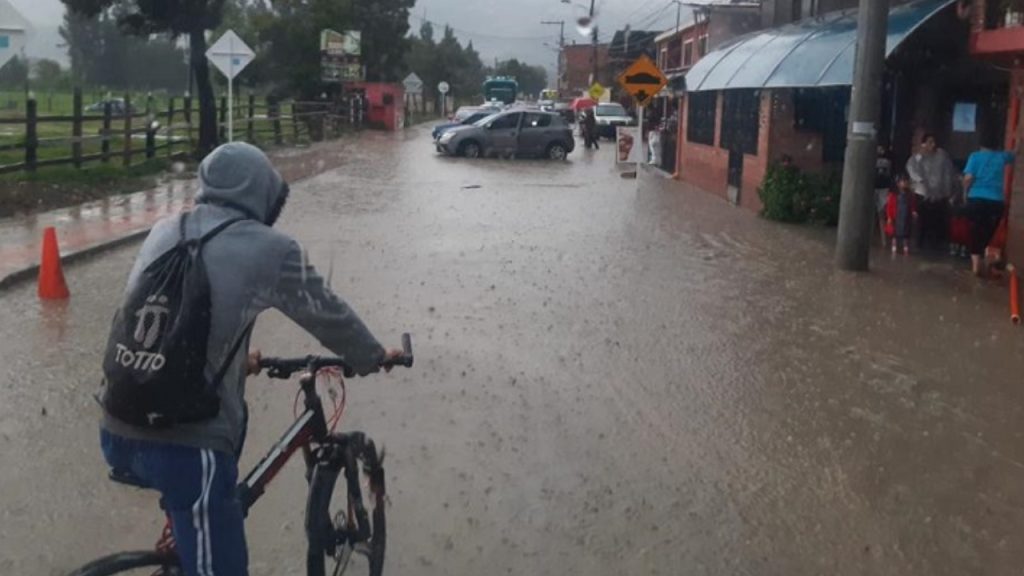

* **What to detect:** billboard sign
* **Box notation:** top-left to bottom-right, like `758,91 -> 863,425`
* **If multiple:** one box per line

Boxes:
321,29 -> 363,83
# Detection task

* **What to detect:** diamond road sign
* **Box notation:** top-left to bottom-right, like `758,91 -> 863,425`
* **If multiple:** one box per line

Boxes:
206,30 -> 254,80
617,54 -> 667,108
403,72 -> 423,95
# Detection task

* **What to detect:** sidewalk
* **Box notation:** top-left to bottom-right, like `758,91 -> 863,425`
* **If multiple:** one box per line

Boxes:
0,138 -> 358,289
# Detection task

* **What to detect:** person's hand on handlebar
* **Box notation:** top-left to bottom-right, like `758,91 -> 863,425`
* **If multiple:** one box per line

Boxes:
247,350 -> 262,376
382,348 -> 405,373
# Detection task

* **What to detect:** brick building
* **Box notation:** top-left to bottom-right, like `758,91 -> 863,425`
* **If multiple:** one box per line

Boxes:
559,43 -> 611,97
677,0 -> 996,212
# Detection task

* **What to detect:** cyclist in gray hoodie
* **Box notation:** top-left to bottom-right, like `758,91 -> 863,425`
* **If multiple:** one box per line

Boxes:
100,142 -> 400,576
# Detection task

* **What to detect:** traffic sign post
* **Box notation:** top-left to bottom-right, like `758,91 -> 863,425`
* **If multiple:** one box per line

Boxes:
438,81 -> 450,118
617,55 -> 668,176
403,73 -> 424,95
206,30 -> 255,142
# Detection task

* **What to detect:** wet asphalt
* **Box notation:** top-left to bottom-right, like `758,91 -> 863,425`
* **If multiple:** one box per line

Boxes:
3,125 -> 1024,575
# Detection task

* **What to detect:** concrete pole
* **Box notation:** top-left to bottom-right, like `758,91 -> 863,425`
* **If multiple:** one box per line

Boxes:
590,0 -> 598,85
835,0 -> 889,271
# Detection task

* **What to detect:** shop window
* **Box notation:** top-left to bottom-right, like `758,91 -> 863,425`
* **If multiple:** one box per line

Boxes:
687,91 -> 716,146
720,90 -> 760,155
794,87 -> 850,162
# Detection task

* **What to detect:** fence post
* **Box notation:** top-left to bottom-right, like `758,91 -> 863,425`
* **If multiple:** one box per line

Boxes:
123,94 -> 132,167
146,122 -> 156,159
270,97 -> 283,146
219,96 -> 227,143
101,102 -> 112,163
183,94 -> 193,151
291,102 -> 300,143
166,97 -> 176,158
25,97 -> 37,172
72,87 -> 83,168
247,94 -> 255,142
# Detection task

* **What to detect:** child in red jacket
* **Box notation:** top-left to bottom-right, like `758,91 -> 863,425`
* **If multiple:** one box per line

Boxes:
886,173 -> 918,255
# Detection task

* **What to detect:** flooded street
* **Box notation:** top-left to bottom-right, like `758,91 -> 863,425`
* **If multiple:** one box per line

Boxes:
3,125 -> 1024,575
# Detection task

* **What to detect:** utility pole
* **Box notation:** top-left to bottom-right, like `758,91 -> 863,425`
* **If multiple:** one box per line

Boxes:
590,0 -> 599,85
835,0 -> 889,271
542,20 -> 566,94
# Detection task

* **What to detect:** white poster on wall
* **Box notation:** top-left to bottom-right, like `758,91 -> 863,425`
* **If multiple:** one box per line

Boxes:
953,102 -> 977,133
616,126 -> 640,164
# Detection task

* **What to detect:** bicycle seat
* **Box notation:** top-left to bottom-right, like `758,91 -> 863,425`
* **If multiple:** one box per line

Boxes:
109,468 -> 151,489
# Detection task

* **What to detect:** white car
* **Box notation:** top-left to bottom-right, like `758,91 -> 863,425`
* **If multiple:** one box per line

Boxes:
594,103 -> 634,140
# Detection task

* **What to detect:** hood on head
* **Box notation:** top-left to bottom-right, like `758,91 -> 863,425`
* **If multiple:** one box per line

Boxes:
196,142 -> 285,224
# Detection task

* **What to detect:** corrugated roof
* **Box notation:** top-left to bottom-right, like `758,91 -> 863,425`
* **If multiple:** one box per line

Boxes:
685,0 -> 955,91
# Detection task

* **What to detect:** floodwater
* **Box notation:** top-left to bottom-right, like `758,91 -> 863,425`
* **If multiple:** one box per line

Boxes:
2,126 -> 1024,575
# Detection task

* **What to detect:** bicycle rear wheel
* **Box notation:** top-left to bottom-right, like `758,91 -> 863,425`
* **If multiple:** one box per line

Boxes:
306,433 -> 386,576
66,551 -> 181,576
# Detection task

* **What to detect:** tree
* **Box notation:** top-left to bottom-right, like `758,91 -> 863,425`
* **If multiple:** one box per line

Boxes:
32,59 -> 65,90
489,59 -> 548,99
403,23 -> 487,112
60,5 -> 189,92
352,0 -> 414,82
0,56 -> 28,91
62,0 -> 230,157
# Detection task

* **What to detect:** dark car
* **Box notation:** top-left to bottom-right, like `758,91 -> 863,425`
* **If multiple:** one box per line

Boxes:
85,98 -> 135,117
432,106 -> 500,140
436,110 -> 575,160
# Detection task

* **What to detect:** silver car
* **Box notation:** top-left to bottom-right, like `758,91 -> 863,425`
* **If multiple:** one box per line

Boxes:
436,110 -> 575,161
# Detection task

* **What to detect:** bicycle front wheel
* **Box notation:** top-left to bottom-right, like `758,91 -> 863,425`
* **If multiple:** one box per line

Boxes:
66,551 -> 181,576
306,433 -> 387,576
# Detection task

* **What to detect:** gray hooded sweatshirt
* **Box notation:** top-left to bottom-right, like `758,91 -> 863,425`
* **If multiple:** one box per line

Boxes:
102,142 -> 384,454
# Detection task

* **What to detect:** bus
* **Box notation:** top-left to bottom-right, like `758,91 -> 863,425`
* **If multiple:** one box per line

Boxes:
483,77 -> 518,105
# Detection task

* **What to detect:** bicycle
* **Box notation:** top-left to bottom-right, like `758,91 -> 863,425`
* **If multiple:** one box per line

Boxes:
68,334 -> 414,576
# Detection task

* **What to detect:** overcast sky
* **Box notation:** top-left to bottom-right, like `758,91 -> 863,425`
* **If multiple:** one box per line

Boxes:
9,0 -> 691,80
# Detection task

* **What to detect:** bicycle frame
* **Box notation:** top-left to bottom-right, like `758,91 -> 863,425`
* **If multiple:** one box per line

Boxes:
237,371 -> 328,513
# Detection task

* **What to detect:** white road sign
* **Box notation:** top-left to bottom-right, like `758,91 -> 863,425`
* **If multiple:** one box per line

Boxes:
0,0 -> 32,70
438,81 -> 450,95
206,30 -> 255,142
403,72 -> 423,95
206,30 -> 254,80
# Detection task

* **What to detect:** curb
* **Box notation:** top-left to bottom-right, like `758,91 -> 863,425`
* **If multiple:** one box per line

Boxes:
0,227 -> 152,291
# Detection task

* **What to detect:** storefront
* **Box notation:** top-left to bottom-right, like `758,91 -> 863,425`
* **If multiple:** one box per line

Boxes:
678,0 -> 998,211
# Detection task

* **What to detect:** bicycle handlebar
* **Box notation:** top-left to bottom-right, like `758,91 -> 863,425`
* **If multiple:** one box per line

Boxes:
259,333 -> 414,379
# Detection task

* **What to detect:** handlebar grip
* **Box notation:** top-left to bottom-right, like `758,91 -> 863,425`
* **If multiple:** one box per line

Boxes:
401,333 -> 414,367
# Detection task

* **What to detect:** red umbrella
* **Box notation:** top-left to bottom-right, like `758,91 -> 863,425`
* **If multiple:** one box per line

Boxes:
571,97 -> 597,111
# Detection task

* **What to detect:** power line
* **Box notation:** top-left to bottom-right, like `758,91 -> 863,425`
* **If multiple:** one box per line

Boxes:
633,1 -> 676,29
410,15 -> 554,42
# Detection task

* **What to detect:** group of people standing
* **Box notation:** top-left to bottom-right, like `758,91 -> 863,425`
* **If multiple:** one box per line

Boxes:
875,132 -> 1014,276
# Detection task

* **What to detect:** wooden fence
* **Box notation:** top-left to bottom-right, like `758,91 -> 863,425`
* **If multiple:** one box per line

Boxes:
0,88 -> 354,175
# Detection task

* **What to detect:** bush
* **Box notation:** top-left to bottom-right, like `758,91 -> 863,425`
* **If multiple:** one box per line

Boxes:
759,163 -> 842,227
807,170 -> 841,227
759,162 -> 812,223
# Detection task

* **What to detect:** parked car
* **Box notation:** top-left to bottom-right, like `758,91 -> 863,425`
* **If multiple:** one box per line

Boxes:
432,106 -> 499,140
594,102 -> 634,139
436,110 -> 575,160
85,98 -> 135,117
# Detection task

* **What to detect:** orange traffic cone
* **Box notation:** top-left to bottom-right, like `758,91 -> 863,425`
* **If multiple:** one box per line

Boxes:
38,226 -> 69,300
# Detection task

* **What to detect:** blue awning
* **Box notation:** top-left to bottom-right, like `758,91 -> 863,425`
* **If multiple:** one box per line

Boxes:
686,0 -> 955,92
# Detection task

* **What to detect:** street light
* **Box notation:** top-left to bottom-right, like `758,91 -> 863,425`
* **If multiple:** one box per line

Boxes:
561,0 -> 599,85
